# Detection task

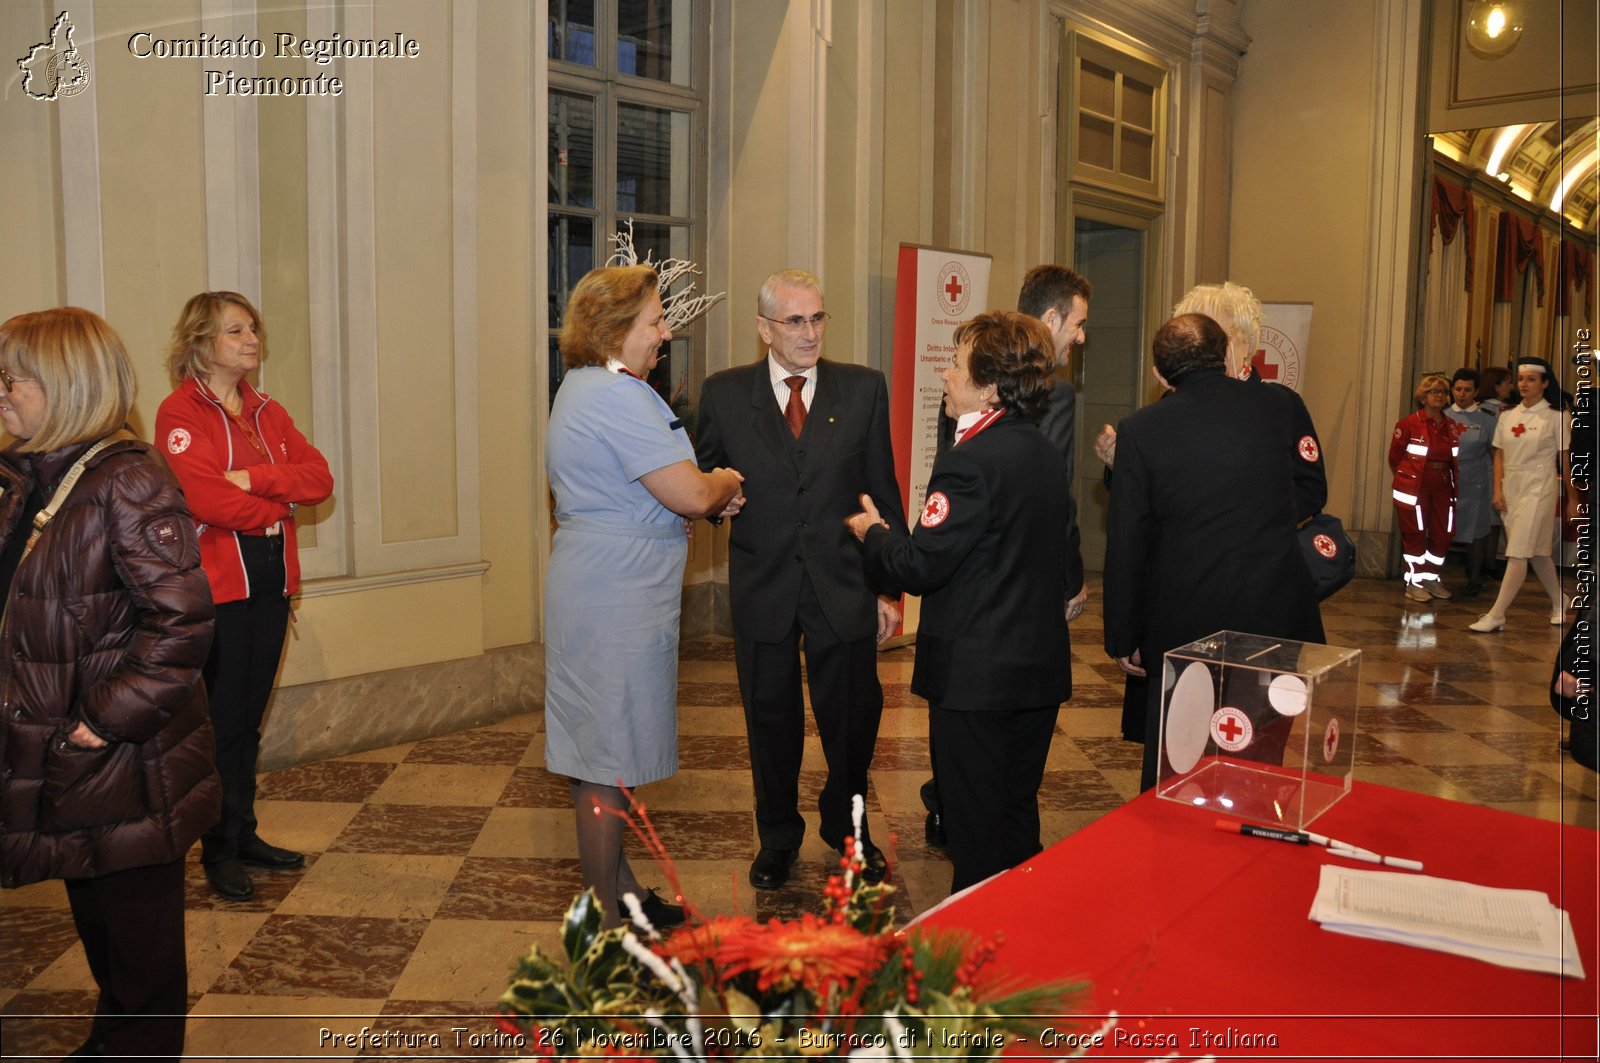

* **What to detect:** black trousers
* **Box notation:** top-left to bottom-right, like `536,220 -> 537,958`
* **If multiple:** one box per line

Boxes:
64,859 -> 188,1062
929,702 -> 1059,894
201,534 -> 290,864
733,574 -> 883,850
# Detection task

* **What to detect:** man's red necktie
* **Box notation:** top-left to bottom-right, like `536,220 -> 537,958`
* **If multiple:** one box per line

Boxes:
784,375 -> 807,438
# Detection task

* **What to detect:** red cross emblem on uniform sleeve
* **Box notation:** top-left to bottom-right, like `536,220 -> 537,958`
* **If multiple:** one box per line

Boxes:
1511,422 -> 1527,437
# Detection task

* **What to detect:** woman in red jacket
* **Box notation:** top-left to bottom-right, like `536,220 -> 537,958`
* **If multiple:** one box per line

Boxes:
156,292 -> 333,901
0,308 -> 219,1061
1389,373 -> 1461,602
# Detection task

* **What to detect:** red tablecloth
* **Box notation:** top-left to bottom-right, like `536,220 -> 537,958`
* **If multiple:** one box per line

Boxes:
919,783 -> 1599,1060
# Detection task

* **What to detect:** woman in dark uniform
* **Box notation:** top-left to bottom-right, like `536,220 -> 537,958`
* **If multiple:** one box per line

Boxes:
848,311 -> 1074,894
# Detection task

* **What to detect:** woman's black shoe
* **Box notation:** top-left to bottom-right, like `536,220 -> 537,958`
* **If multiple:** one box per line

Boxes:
637,887 -> 685,930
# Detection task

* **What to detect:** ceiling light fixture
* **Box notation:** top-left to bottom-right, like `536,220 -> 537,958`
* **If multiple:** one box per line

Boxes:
1464,1 -> 1525,60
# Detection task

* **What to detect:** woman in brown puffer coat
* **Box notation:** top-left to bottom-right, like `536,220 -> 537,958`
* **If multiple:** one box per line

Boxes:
0,307 -> 219,1062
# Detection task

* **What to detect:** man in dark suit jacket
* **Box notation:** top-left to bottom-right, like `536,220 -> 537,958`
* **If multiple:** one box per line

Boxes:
1103,314 -> 1325,791
695,268 -> 907,890
1018,264 -> 1091,501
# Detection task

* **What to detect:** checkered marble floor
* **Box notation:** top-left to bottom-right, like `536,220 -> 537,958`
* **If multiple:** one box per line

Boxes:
1,574 -> 1590,1060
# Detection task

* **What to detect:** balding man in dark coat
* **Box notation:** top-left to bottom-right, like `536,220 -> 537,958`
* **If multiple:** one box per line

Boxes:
1103,314 -> 1325,791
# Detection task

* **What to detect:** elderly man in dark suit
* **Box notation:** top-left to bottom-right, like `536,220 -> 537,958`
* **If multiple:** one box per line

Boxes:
1103,314 -> 1325,792
696,268 -> 906,890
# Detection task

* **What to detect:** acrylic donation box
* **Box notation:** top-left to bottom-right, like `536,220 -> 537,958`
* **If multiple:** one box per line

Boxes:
1157,631 -> 1361,829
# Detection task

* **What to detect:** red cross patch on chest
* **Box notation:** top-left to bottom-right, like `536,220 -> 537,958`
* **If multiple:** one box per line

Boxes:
1511,422 -> 1527,437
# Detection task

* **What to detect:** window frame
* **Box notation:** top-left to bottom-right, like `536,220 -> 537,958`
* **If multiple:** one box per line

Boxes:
546,0 -> 709,403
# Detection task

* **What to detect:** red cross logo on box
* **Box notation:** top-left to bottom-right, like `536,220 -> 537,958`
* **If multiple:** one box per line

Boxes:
1323,718 -> 1341,763
1210,706 -> 1253,752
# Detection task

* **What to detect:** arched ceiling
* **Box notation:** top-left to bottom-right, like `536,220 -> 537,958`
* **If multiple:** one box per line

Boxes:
1433,119 -> 1600,233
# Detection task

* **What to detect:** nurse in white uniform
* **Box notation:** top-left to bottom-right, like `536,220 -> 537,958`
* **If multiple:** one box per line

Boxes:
1469,357 -> 1573,632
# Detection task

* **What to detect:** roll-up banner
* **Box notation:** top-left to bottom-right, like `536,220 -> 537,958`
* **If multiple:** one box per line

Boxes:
1257,303 -> 1314,393
888,244 -> 992,639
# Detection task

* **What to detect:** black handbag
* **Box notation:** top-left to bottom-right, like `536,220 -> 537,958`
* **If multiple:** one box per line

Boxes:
1298,512 -> 1356,601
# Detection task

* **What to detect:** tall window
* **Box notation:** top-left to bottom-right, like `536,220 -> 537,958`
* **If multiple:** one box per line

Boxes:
547,0 -> 706,404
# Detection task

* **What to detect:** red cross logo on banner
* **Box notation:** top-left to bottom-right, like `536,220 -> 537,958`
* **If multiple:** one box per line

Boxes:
920,491 -> 951,528
1250,349 -> 1279,381
1298,435 -> 1320,463
1511,422 -> 1527,437
1323,718 -> 1341,763
1211,706 -> 1253,752
945,274 -> 963,302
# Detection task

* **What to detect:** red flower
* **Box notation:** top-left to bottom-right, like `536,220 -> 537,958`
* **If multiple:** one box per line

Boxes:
713,914 -> 886,995
657,914 -> 757,968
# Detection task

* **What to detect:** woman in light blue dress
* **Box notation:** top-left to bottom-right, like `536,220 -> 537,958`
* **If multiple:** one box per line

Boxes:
1446,368 -> 1497,597
545,265 -> 744,929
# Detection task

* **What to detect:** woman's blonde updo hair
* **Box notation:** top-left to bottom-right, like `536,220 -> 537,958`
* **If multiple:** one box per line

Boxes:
166,291 -> 266,384
0,307 -> 136,453
1174,282 -> 1263,378
559,266 -> 660,370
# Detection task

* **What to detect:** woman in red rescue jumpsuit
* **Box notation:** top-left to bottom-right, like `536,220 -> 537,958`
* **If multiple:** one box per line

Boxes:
1389,373 -> 1460,602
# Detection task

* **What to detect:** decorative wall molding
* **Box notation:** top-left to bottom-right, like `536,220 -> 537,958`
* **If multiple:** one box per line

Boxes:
1353,0 -> 1426,536
60,0 -> 105,311
200,0 -> 262,299
342,0 -> 483,577
299,561 -> 490,600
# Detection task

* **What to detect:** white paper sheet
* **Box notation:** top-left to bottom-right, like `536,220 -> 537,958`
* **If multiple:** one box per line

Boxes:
1308,865 -> 1585,978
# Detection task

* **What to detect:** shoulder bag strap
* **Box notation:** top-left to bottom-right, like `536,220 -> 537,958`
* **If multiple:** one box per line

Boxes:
21,430 -> 136,563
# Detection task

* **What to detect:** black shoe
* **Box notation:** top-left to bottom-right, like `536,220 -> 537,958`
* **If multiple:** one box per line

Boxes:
239,838 -> 305,869
1462,582 -> 1482,599
204,858 -> 254,901
637,888 -> 686,930
749,847 -> 797,890
924,810 -> 947,852
66,1035 -> 106,1057
854,841 -> 889,885
823,833 -> 891,885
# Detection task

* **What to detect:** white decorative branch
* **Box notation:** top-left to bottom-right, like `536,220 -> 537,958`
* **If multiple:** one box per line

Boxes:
608,219 -> 726,333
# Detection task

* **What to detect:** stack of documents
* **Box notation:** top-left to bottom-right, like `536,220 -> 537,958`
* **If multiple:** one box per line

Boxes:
1309,865 -> 1585,978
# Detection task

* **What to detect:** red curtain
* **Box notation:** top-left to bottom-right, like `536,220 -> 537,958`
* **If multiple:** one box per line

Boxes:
1431,176 -> 1475,291
1556,238 -> 1594,322
1494,212 -> 1545,305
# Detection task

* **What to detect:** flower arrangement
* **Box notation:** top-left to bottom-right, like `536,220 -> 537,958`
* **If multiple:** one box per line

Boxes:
498,795 -> 1091,1060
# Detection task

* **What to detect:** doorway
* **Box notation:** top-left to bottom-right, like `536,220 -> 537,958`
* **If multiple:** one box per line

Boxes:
1073,215 -> 1150,570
